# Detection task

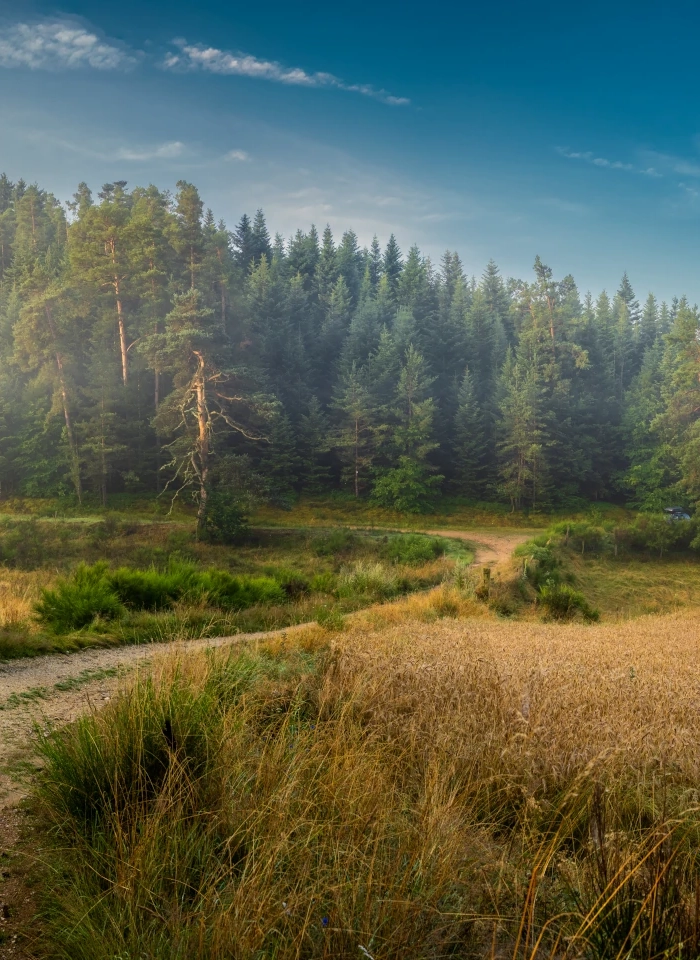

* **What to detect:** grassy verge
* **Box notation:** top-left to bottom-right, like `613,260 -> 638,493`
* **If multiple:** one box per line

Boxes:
0,525 -> 470,660
29,613 -> 700,959
252,494 -> 634,530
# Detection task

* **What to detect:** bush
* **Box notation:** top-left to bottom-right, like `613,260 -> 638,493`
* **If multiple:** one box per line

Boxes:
382,534 -> 442,565
107,566 -> 182,610
36,564 -> 124,633
538,582 -> 599,622
203,493 -> 248,544
310,572 -> 336,594
370,458 -> 443,513
197,569 -> 286,610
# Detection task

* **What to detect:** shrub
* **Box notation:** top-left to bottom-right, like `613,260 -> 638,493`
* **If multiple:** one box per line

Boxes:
538,582 -> 599,622
197,569 -> 285,610
310,572 -> 336,594
382,534 -> 442,565
370,458 -> 443,513
107,566 -> 182,610
312,529 -> 359,556
336,561 -> 399,599
35,564 -> 124,633
203,493 -> 249,544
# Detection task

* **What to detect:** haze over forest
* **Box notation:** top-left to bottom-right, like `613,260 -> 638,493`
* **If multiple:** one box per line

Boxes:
0,173 -> 696,523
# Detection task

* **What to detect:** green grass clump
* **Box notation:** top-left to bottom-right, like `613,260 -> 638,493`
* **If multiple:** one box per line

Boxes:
35,563 -> 125,633
35,562 -> 288,634
312,528 -> 360,556
538,581 -> 600,622
336,560 -> 399,599
381,533 -> 442,565
197,569 -> 286,610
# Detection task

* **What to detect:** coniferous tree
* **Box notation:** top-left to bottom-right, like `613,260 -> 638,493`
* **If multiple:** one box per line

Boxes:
452,367 -> 489,498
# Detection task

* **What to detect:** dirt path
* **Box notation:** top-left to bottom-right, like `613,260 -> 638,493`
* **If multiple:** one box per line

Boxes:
0,526 -> 530,956
425,529 -> 533,569
0,527 -> 532,805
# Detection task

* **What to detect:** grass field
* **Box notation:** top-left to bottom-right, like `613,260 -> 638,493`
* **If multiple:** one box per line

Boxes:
30,608 -> 700,959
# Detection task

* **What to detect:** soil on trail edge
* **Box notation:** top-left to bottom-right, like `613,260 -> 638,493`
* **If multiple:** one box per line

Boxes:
425,530 -> 532,569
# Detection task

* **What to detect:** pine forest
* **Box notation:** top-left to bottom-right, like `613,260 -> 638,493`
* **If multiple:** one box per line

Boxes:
0,173 -> 694,526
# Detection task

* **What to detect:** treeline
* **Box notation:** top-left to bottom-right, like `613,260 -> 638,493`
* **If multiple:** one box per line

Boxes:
0,172 -> 698,522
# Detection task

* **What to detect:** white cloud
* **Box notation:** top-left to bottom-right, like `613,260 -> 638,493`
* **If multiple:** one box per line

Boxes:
116,141 -> 184,161
0,19 -> 135,70
557,147 -> 663,179
163,39 -> 409,106
225,149 -> 250,161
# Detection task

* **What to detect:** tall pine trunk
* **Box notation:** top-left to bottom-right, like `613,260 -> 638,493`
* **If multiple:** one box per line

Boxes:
45,306 -> 82,503
194,352 -> 209,538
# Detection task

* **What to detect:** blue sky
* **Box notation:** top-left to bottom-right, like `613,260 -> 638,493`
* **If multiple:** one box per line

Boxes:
1,0 -> 700,302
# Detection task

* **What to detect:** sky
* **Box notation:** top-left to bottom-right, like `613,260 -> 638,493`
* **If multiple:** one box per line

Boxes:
1,0 -> 700,302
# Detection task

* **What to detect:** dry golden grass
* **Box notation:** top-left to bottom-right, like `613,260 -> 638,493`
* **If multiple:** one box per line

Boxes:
0,569 -> 53,628
331,610 -> 700,782
35,606 -> 700,958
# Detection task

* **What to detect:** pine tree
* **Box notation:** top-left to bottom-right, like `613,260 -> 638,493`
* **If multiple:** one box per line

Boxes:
452,367 -> 489,497
371,345 -> 443,512
149,289 -> 273,534
333,363 -> 377,496
232,213 -> 254,269
298,397 -> 331,493
250,209 -> 272,265
382,234 -> 402,302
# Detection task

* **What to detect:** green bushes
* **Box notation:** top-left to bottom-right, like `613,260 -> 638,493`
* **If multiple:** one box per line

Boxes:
35,563 -> 125,633
197,569 -> 285,610
312,529 -> 359,556
538,582 -> 599,622
381,534 -> 442,565
35,562 -> 287,633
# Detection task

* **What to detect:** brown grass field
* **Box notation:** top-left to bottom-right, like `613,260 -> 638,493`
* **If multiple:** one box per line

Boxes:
31,604 -> 700,959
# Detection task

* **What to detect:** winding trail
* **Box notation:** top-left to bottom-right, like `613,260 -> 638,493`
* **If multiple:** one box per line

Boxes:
0,527 -> 531,956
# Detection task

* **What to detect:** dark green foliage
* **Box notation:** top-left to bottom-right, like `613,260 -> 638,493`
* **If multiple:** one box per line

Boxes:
203,493 -> 249,544
36,560 -> 287,632
312,529 -> 359,556
538,582 -> 600,622
371,457 -> 442,513
0,169 -> 696,517
35,563 -> 125,633
197,569 -> 286,609
382,534 -> 442,565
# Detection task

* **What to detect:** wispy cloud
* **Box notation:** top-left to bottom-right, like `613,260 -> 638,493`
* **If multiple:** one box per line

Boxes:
162,39 -> 409,105
641,150 -> 700,178
21,129 -> 186,164
116,141 -> 184,161
224,149 -> 251,161
557,147 -> 662,178
0,19 -> 136,70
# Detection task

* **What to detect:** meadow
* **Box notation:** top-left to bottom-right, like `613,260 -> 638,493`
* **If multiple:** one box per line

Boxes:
4,501 -> 700,957
0,515 -> 472,660
30,608 -> 700,959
